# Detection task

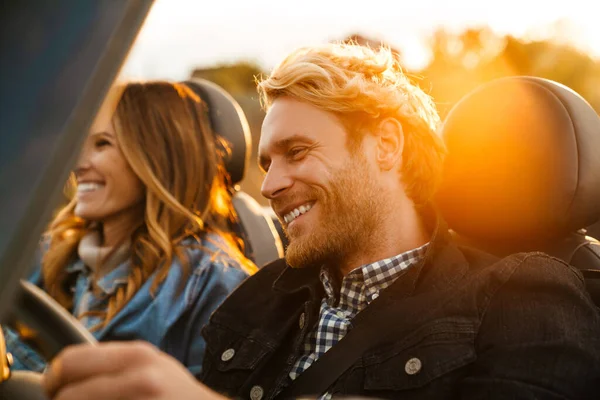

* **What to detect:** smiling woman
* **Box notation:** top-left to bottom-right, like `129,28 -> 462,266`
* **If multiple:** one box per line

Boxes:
3,81 -> 257,376
73,118 -> 145,247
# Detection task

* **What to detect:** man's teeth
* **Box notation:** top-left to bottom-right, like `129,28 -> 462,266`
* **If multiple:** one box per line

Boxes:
77,183 -> 103,193
284,204 -> 313,224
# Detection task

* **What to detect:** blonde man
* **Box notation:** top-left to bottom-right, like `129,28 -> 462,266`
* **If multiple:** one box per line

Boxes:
44,44 -> 599,400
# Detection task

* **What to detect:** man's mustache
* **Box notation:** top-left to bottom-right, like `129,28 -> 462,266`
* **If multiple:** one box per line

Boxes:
270,189 -> 323,219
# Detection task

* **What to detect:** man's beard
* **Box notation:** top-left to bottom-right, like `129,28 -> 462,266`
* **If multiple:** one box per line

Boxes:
283,155 -> 384,269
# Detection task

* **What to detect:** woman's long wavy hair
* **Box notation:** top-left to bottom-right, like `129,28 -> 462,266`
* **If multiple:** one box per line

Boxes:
42,81 -> 256,329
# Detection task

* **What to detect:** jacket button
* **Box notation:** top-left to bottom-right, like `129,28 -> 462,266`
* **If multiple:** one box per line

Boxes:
250,385 -> 264,400
299,312 -> 306,329
405,357 -> 422,375
220,348 -> 235,362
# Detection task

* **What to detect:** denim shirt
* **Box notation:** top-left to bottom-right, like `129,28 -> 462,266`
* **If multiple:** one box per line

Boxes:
3,232 -> 250,376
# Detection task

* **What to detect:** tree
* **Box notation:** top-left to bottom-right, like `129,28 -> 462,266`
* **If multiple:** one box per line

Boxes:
420,28 -> 600,117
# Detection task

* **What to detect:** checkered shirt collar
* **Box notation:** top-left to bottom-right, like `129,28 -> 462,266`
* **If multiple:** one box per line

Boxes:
320,243 -> 429,310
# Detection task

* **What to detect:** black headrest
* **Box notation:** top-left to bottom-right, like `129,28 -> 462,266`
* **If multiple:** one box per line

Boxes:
183,78 -> 251,185
436,76 -> 600,241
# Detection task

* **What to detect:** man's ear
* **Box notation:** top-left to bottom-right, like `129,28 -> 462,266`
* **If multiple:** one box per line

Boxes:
375,118 -> 404,171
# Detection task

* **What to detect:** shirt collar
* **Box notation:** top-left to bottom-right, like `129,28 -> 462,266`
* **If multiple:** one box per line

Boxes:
65,258 -> 131,296
65,259 -> 86,274
94,261 -> 131,295
320,243 -> 429,309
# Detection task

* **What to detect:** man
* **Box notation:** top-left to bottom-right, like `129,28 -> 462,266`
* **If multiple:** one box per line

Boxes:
44,44 -> 600,399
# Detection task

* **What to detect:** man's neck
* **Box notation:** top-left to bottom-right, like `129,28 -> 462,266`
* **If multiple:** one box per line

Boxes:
336,201 -> 429,277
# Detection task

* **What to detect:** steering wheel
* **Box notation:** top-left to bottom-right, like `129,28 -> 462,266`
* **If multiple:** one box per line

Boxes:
0,281 -> 97,400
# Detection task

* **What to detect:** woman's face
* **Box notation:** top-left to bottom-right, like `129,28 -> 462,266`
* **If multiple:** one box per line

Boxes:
73,111 -> 145,224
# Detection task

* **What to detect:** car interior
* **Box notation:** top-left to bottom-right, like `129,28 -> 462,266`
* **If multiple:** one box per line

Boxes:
183,78 -> 284,267
0,2 -> 599,400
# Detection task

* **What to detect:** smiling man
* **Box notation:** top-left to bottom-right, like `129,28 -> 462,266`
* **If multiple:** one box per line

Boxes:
44,43 -> 600,400
257,87 -> 434,278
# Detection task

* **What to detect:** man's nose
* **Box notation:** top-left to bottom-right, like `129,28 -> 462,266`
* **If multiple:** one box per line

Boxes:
261,163 -> 293,200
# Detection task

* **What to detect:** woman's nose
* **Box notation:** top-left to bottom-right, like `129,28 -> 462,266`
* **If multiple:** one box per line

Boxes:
74,147 -> 92,174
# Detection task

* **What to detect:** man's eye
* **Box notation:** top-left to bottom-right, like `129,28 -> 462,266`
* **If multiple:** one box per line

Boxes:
289,147 -> 307,159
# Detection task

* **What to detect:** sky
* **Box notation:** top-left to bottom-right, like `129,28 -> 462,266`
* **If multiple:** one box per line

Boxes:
120,0 -> 600,80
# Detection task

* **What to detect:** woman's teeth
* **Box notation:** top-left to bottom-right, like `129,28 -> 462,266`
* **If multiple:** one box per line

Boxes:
284,203 -> 313,224
77,183 -> 103,193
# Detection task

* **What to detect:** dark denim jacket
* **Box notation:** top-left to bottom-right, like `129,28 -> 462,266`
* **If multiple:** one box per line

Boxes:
4,232 -> 250,375
199,217 -> 600,399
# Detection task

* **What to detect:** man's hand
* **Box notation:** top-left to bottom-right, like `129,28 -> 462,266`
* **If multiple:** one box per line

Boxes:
42,341 -> 227,400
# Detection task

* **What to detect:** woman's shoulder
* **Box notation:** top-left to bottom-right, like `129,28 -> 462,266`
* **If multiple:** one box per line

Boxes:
179,232 -> 255,280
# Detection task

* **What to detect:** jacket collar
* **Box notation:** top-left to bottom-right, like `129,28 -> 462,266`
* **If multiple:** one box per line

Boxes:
272,261 -> 322,294
378,206 -> 468,303
66,258 -> 131,296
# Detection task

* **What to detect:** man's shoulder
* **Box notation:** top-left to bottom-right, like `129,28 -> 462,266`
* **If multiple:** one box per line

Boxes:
494,251 -> 584,286
474,251 -> 600,368
452,248 -> 591,315
471,251 -> 596,327
496,251 -> 589,300
459,246 -> 583,286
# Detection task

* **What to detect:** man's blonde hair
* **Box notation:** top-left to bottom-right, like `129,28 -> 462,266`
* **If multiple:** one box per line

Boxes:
258,43 -> 446,205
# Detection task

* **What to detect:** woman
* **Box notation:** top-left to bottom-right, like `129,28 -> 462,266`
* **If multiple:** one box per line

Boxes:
4,81 -> 257,375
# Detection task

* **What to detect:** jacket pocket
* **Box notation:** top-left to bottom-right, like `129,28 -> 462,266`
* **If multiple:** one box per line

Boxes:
201,324 -> 272,398
362,318 -> 476,391
202,324 -> 271,372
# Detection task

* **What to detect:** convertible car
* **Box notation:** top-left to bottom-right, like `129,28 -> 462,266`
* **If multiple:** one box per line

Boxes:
0,1 -> 598,399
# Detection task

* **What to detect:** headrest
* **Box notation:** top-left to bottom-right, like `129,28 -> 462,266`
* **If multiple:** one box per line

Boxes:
184,78 -> 251,185
436,76 -> 600,241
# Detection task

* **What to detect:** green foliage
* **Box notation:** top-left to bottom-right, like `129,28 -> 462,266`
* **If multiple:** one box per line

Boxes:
419,28 -> 600,117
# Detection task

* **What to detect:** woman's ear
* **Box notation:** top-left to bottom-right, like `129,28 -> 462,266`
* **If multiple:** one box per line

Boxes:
375,118 -> 404,171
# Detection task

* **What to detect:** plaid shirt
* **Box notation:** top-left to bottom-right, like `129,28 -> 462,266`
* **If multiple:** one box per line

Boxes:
288,243 -> 428,399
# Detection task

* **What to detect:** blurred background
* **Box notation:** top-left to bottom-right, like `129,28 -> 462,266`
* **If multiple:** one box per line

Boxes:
119,0 -> 600,205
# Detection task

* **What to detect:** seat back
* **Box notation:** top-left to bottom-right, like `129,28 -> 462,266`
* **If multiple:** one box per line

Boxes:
435,77 -> 600,305
184,79 -> 283,267
588,220 -> 600,239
